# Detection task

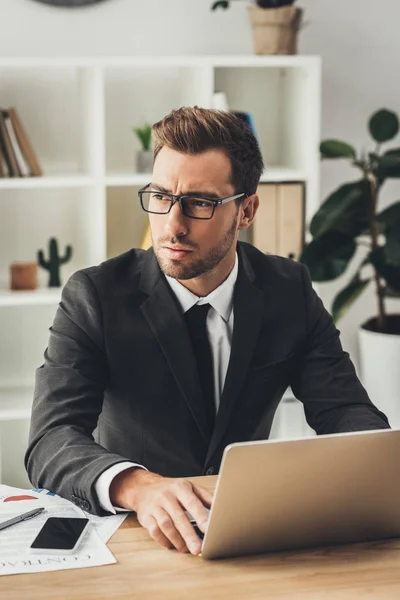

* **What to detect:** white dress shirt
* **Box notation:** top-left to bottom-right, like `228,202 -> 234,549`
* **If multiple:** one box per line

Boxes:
95,253 -> 239,513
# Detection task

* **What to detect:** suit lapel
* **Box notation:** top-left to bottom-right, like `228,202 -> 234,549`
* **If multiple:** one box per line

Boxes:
206,246 -> 265,462
139,248 -> 210,447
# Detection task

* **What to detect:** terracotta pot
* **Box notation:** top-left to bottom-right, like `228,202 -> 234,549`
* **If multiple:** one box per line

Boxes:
247,5 -> 303,55
10,262 -> 37,290
359,315 -> 400,428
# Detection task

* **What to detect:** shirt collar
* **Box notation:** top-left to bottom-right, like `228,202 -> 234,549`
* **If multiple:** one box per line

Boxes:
165,252 -> 238,323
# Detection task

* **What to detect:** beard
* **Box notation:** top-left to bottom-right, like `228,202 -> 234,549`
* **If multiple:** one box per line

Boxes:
153,214 -> 239,281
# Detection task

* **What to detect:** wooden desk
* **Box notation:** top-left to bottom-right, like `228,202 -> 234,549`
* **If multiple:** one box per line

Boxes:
2,476 -> 400,599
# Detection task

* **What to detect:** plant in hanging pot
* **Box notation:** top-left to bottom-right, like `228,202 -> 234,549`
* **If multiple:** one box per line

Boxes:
299,108 -> 400,425
133,123 -> 153,173
211,0 -> 303,55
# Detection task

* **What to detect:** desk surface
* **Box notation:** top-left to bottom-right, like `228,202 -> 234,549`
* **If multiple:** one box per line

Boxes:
2,476 -> 400,599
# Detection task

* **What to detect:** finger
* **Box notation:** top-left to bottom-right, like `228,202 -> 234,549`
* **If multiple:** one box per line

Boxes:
177,486 -> 211,533
163,502 -> 203,556
140,514 -> 174,551
154,508 -> 190,554
192,483 -> 214,508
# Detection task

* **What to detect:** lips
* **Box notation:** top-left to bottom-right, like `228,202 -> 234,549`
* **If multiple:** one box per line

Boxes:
163,246 -> 193,259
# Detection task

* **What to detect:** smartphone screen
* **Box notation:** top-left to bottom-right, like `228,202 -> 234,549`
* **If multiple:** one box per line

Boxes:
30,517 -> 89,551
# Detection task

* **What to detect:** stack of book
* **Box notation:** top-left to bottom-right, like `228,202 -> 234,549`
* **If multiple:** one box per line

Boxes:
252,183 -> 305,260
0,107 -> 42,178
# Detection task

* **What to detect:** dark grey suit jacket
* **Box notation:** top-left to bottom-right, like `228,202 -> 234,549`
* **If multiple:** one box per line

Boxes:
25,242 -> 389,515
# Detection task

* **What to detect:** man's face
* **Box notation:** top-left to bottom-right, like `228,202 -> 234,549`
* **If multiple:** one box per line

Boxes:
149,147 -> 246,289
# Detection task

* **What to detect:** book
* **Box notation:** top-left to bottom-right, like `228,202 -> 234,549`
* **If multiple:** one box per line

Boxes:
0,110 -> 20,177
0,136 -> 9,177
8,107 -> 43,177
276,183 -> 305,260
252,183 -> 305,259
3,111 -> 30,177
252,183 -> 277,255
232,111 -> 258,141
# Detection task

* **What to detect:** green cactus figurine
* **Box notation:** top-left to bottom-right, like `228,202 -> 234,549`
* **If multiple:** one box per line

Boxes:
37,237 -> 73,287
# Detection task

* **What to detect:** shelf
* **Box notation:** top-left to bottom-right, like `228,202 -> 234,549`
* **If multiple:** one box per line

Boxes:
0,387 -> 33,421
105,172 -> 150,187
259,168 -> 307,183
0,288 -> 61,307
0,56 -> 321,69
105,168 -> 306,189
0,174 -> 96,190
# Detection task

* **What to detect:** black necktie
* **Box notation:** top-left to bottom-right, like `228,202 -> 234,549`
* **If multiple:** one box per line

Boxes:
185,303 -> 216,434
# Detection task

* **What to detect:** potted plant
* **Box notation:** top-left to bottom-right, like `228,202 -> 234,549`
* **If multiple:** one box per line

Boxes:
133,123 -> 153,173
300,108 -> 400,425
211,0 -> 303,55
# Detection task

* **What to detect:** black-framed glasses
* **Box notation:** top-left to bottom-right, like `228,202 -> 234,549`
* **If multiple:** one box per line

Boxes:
138,184 -> 247,220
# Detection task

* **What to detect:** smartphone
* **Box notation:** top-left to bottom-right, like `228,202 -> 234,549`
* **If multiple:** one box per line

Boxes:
29,517 -> 90,554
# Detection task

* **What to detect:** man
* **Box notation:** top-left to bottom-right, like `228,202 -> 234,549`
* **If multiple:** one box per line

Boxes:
26,107 -> 389,557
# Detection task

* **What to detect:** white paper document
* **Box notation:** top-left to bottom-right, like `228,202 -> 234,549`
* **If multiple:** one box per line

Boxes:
0,502 -> 116,576
0,484 -> 127,543
0,484 -> 129,576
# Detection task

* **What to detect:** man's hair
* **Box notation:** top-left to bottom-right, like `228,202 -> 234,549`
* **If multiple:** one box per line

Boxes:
152,106 -> 264,196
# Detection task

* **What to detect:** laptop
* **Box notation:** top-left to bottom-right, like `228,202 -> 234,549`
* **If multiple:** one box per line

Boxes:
198,428 -> 400,559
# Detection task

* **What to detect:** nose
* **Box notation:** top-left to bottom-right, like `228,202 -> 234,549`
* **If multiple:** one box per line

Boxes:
164,199 -> 189,238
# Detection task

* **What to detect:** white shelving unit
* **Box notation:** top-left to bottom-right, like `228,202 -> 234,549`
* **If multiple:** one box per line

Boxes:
0,55 -> 321,485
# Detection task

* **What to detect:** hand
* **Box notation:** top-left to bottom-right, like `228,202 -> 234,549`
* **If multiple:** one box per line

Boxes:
110,468 -> 213,555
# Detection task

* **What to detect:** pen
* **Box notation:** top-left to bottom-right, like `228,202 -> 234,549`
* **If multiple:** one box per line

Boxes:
0,506 -> 45,532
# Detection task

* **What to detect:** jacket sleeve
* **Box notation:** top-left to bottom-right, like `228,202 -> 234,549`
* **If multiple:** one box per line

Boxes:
290,264 -> 390,434
25,270 -> 131,515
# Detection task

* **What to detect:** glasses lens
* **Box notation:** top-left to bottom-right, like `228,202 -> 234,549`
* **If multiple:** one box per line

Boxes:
140,191 -> 171,214
182,197 -> 214,219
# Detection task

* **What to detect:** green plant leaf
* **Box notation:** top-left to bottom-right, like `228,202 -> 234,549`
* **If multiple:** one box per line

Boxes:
384,217 -> 400,266
377,201 -> 400,228
320,139 -> 357,160
369,109 -> 399,143
385,285 -> 400,298
383,284 -> 400,298
369,247 -> 400,291
211,0 -> 230,9
133,124 -> 152,151
299,231 -> 356,281
257,0 -> 296,6
373,148 -> 400,179
310,180 -> 369,239
331,279 -> 371,323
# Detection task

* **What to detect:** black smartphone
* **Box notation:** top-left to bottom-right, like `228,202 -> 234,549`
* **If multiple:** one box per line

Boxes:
29,517 -> 90,554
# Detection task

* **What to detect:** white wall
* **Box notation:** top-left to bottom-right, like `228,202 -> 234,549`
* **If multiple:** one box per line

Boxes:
1,0 -> 399,365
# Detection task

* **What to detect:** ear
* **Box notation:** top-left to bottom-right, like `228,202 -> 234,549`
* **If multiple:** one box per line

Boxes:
238,194 -> 259,231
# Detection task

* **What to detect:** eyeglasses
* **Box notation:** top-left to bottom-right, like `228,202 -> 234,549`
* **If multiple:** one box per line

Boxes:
138,184 -> 247,220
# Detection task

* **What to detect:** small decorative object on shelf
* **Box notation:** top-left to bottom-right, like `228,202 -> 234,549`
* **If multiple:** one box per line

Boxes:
133,123 -> 153,173
9,262 -> 38,290
37,237 -> 73,288
232,111 -> 258,141
211,0 -> 303,55
212,91 -> 230,111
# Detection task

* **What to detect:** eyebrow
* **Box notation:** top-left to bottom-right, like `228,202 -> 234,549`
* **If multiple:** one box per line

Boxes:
150,183 -> 221,200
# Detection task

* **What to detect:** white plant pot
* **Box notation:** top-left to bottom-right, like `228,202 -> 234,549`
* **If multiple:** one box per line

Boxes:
136,150 -> 153,173
358,316 -> 400,428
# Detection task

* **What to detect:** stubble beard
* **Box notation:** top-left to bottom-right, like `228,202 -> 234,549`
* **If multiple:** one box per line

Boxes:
153,214 -> 239,281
